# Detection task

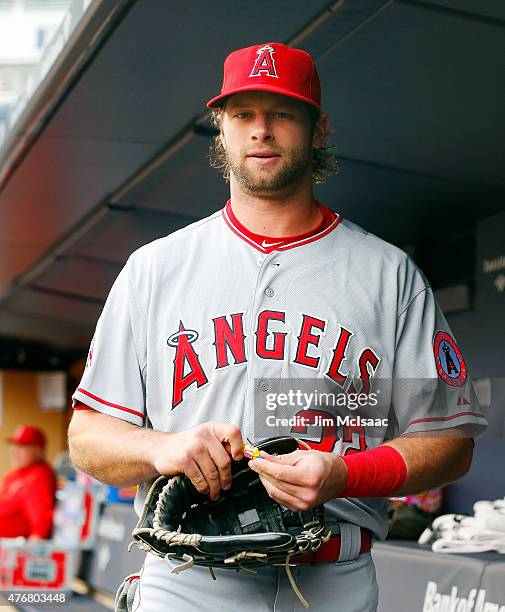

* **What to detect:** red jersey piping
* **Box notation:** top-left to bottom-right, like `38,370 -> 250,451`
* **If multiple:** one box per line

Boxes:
408,411 -> 485,426
76,387 -> 144,420
222,200 -> 342,253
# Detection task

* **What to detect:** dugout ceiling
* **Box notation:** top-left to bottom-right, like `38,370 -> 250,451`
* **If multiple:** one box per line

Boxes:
0,0 -> 503,350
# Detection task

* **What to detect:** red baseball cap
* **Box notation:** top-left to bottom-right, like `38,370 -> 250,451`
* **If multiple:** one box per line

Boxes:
8,425 -> 46,447
207,42 -> 321,109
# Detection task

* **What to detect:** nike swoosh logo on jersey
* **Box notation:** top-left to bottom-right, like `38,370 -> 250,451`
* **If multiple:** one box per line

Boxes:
261,239 -> 283,248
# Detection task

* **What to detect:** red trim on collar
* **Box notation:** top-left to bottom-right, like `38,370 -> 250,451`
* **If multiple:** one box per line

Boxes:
222,200 -> 342,253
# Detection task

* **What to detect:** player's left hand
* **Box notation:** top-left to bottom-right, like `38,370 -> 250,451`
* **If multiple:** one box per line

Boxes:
248,448 -> 347,512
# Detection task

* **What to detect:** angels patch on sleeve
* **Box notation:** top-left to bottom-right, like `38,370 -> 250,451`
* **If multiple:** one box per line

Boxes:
433,330 -> 467,387
86,334 -> 95,369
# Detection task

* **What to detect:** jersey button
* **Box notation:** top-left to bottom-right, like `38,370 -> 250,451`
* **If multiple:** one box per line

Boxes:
256,258 -> 264,267
265,287 -> 275,297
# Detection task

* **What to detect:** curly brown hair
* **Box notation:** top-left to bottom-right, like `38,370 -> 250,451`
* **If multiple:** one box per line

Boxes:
208,104 -> 339,184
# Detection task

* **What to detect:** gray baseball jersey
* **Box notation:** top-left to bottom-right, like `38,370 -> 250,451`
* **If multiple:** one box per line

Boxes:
73,201 -> 486,539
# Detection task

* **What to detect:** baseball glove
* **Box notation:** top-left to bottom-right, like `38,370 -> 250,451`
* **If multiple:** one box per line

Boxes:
129,436 -> 331,607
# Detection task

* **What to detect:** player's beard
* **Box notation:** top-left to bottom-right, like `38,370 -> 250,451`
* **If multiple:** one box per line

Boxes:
227,145 -> 312,193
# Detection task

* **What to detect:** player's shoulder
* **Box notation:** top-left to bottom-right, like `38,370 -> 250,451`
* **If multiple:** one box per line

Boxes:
338,217 -> 407,264
336,217 -> 430,303
340,217 -> 431,313
338,217 -> 424,274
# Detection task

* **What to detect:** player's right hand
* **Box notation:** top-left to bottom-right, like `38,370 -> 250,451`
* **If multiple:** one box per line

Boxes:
152,422 -> 244,501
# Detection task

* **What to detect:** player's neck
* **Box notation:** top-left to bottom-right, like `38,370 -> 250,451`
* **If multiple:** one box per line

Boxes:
229,183 -> 321,238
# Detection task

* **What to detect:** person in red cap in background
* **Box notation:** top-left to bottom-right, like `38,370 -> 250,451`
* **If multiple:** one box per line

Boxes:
0,425 -> 56,539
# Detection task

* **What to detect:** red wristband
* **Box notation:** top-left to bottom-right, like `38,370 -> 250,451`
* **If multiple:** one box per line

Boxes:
340,445 -> 407,498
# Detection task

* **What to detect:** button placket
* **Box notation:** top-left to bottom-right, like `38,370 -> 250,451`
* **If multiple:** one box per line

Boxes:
245,252 -> 285,436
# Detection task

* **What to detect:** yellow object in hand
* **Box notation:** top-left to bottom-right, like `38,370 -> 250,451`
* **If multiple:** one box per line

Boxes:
243,443 -> 261,460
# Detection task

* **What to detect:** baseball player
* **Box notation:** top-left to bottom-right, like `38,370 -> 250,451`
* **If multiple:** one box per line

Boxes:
68,43 -> 487,611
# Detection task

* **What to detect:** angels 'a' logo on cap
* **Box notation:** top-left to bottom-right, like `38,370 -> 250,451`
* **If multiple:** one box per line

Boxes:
249,44 -> 278,79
